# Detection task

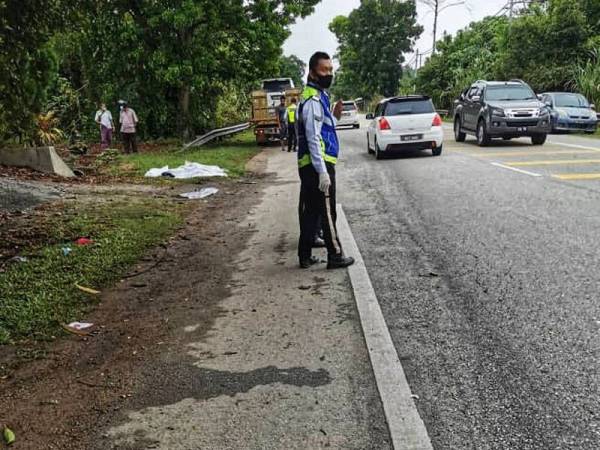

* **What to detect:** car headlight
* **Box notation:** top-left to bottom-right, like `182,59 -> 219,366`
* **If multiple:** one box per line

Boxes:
490,106 -> 505,117
557,110 -> 568,119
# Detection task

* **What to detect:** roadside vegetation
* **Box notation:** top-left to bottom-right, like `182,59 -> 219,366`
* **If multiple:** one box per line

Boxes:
108,132 -> 260,180
0,1 -> 315,148
0,129 -> 261,345
331,0 -> 600,113
0,198 -> 183,344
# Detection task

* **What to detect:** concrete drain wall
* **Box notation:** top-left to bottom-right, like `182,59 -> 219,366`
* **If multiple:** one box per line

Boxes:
0,146 -> 74,177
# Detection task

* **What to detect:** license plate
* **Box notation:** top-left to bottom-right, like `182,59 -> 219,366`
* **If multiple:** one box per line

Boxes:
517,127 -> 527,132
401,134 -> 423,141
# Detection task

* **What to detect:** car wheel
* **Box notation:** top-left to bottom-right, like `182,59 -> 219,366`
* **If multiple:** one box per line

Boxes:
432,146 -> 443,157
454,116 -> 466,142
531,134 -> 547,145
375,139 -> 384,160
476,119 -> 491,147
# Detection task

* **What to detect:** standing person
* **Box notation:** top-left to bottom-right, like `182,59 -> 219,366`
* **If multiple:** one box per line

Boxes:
296,51 -> 354,270
286,97 -> 298,152
94,103 -> 114,150
119,101 -> 138,154
276,96 -> 288,151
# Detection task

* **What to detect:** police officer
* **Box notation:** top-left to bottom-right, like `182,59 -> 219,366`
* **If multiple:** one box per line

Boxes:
296,51 -> 354,270
286,97 -> 298,152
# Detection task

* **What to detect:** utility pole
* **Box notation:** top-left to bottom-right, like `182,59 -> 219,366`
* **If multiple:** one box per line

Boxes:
419,0 -> 466,54
415,48 -> 419,71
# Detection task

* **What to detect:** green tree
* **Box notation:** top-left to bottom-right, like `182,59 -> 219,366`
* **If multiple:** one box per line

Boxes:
415,16 -> 508,109
496,0 -> 589,91
330,0 -> 422,99
1,0 -> 320,143
277,54 -> 306,88
0,0 -> 75,142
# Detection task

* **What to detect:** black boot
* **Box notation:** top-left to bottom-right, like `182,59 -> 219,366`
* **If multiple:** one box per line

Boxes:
327,255 -> 355,270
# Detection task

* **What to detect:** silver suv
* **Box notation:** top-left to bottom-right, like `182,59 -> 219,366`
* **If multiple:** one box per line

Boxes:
453,80 -> 551,146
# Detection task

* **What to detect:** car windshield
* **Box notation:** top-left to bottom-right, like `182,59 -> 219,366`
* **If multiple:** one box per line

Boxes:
485,86 -> 535,101
385,99 -> 434,116
343,103 -> 356,111
262,80 -> 292,92
553,93 -> 589,108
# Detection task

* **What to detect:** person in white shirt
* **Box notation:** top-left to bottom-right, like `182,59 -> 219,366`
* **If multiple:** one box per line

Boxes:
94,103 -> 115,150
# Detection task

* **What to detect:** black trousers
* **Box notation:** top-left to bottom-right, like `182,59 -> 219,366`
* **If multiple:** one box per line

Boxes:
298,162 -> 342,260
122,132 -> 137,154
287,124 -> 297,151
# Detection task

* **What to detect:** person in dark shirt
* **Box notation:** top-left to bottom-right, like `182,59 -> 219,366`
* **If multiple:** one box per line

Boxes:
276,96 -> 288,151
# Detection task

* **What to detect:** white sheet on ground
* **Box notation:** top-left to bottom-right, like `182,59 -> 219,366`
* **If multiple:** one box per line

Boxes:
179,187 -> 219,199
144,161 -> 227,178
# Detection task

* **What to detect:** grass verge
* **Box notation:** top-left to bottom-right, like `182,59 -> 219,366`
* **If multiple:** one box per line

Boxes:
0,198 -> 183,344
108,130 -> 260,179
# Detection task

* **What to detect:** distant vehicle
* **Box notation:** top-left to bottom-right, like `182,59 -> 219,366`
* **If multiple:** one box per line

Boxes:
251,78 -> 300,145
539,92 -> 598,134
365,95 -> 444,160
453,79 -> 551,146
336,101 -> 360,129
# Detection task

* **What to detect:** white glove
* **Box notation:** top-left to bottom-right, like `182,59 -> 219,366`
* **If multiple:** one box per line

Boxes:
318,172 -> 331,193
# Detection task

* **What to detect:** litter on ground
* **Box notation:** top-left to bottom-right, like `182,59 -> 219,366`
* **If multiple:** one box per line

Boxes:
144,161 -> 227,179
75,237 -> 94,246
75,283 -> 100,295
66,322 -> 94,330
179,187 -> 219,199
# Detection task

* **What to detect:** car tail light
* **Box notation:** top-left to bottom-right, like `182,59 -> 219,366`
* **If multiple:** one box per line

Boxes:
432,114 -> 442,127
379,117 -> 391,130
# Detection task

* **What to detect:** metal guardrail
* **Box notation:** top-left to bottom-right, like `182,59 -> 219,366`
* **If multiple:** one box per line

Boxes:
184,122 -> 251,149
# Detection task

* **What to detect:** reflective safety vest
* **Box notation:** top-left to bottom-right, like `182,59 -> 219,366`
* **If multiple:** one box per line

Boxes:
297,83 -> 339,168
287,104 -> 297,124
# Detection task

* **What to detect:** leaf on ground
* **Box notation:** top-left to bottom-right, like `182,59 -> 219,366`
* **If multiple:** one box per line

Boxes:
3,426 -> 15,445
75,283 -> 100,295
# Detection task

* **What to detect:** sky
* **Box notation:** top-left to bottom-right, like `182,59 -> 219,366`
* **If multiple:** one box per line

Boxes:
283,0 -> 508,70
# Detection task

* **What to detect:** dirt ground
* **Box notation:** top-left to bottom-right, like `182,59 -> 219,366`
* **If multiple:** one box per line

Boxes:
0,153 -> 269,449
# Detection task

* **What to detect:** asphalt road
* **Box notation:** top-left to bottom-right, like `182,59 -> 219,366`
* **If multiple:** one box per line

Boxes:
337,119 -> 600,450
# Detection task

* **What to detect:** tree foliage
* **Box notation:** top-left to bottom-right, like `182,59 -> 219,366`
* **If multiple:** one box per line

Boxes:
0,0 -> 74,142
329,0 -> 422,99
277,55 -> 306,88
415,0 -> 599,109
0,0 -> 319,143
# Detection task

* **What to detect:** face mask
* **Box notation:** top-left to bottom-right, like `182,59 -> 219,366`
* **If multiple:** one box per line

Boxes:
316,74 -> 334,90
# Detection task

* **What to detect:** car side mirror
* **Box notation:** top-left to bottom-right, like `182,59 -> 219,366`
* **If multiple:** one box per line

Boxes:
366,113 -> 374,120
545,101 -> 552,107
591,104 -> 596,111
537,94 -> 543,101
471,95 -> 481,103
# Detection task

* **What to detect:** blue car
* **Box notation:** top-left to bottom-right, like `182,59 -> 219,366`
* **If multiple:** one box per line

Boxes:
540,92 -> 598,134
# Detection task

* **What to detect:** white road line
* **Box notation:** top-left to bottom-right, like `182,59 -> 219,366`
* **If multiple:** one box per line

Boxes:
491,162 -> 543,177
337,206 -> 433,450
547,141 -> 600,152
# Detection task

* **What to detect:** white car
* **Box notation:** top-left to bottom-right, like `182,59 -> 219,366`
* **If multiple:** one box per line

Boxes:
336,101 -> 360,128
366,95 -> 444,159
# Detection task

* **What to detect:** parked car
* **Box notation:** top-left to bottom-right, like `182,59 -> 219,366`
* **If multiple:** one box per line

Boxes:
539,92 -> 598,134
453,79 -> 551,146
366,95 -> 443,159
336,101 -> 360,128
